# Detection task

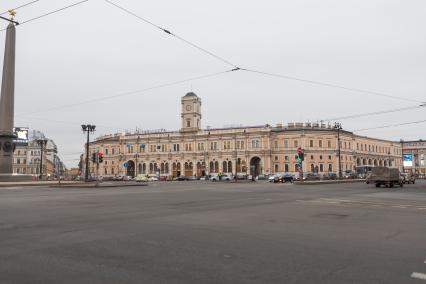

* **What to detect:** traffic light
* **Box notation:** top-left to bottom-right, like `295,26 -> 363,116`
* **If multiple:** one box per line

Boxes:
91,153 -> 96,163
98,152 -> 104,163
296,148 -> 304,161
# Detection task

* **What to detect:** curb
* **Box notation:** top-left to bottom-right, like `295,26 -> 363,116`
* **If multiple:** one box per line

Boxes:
294,179 -> 365,185
49,183 -> 149,188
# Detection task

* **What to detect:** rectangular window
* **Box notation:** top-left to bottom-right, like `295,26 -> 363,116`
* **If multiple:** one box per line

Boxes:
294,140 -> 298,148
210,142 -> 217,150
319,140 -> 322,148
310,140 -> 314,147
252,140 -> 260,148
284,140 -> 288,148
274,141 -> 278,149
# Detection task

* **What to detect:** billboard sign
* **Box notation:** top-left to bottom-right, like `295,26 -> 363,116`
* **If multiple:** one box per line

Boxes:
403,154 -> 413,167
13,127 -> 29,146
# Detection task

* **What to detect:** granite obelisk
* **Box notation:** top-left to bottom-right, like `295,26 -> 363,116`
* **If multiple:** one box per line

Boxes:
0,23 -> 16,177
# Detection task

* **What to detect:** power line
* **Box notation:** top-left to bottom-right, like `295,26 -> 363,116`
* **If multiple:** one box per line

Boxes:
103,1 -> 424,105
324,104 -> 426,121
353,119 -> 426,132
18,69 -> 237,116
0,0 -> 41,16
0,0 -> 89,32
103,0 -> 239,69
241,68 -> 424,104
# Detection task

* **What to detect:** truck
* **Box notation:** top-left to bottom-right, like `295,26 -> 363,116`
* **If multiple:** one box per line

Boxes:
366,167 -> 403,188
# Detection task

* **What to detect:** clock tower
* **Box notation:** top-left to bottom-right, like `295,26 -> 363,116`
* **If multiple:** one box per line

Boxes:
181,92 -> 202,132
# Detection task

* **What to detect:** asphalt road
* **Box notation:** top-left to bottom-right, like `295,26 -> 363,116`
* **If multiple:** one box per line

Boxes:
1,180 -> 426,284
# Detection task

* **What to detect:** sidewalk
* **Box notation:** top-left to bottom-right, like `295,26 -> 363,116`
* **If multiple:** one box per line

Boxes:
0,181 -> 148,188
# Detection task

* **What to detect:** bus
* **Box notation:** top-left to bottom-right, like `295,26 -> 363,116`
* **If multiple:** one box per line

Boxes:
356,165 -> 374,179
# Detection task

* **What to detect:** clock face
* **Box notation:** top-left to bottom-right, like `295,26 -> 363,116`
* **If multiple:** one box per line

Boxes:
186,105 -> 192,111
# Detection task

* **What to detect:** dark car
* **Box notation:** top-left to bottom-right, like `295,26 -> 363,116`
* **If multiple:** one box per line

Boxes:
273,173 -> 294,183
322,173 -> 338,180
303,173 -> 321,181
344,170 -> 357,179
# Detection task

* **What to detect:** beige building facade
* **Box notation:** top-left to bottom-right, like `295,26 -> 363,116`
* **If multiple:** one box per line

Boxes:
86,92 -> 402,178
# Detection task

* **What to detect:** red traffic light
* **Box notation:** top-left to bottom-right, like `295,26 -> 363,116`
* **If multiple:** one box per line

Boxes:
297,147 -> 303,154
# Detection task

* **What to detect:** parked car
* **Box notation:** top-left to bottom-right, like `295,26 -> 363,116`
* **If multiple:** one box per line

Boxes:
268,174 -> 278,182
274,173 -> 294,183
222,174 -> 233,181
199,176 -> 207,181
303,173 -> 321,181
209,174 -> 219,182
257,174 -> 267,180
344,170 -> 357,179
148,176 -> 159,182
114,175 -> 124,181
135,174 -> 148,182
122,176 -> 133,181
322,173 -> 338,180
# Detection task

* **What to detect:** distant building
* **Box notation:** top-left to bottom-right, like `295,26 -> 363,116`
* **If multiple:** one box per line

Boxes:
13,130 -> 66,178
65,168 -> 80,180
402,139 -> 426,174
85,92 -> 402,178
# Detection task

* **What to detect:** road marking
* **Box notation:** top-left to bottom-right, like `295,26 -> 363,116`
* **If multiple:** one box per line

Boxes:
411,272 -> 426,280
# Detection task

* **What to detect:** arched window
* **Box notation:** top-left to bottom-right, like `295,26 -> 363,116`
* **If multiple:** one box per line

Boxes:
310,164 -> 315,172
274,164 -> 279,172
142,163 -> 146,174
285,164 -> 289,172
138,163 -> 142,174
210,161 -> 214,173
223,161 -> 228,173
215,161 -> 219,173
149,163 -> 154,174
319,164 -> 324,172
328,164 -> 332,172
165,163 -> 169,173
228,161 -> 232,173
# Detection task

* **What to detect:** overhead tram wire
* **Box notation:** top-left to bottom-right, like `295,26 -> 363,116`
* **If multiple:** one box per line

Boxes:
18,69 -> 238,116
353,119 -> 426,132
0,0 -> 41,15
323,104 -> 426,121
0,0 -> 89,32
103,1 -> 423,105
103,0 -> 239,69
239,69 -> 424,104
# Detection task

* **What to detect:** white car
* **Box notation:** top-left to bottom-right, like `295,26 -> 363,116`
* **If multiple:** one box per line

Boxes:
209,174 -> 219,181
135,174 -> 148,182
222,174 -> 233,181
148,176 -> 159,182
268,175 -> 277,182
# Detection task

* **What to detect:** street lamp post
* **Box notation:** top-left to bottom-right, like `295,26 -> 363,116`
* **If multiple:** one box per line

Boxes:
334,122 -> 343,179
36,139 -> 48,180
81,124 -> 96,182
400,139 -> 404,173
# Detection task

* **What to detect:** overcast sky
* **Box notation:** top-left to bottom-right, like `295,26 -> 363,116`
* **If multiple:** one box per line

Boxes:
0,0 -> 425,167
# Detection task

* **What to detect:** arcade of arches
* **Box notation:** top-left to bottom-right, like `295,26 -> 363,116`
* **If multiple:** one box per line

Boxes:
121,158 -> 250,178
